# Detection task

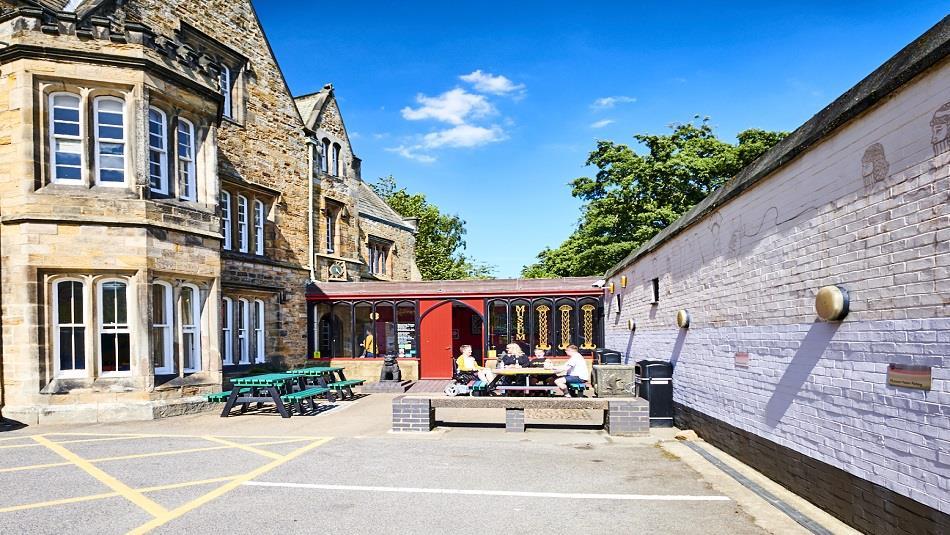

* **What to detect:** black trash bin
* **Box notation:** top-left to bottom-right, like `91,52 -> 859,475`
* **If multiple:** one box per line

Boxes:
594,348 -> 623,365
635,360 -> 673,427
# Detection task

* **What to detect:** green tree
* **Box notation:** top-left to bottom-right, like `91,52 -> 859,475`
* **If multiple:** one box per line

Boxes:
372,176 -> 494,280
523,118 -> 787,278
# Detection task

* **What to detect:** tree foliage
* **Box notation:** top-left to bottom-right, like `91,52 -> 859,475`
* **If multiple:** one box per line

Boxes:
372,176 -> 494,280
522,118 -> 787,278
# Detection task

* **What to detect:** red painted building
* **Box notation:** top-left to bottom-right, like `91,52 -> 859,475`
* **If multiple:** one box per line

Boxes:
307,278 -> 604,379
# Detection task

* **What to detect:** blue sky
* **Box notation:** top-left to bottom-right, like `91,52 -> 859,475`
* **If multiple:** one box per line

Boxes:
255,2 -> 948,278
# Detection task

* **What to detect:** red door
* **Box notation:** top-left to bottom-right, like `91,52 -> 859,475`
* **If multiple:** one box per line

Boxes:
419,299 -> 485,379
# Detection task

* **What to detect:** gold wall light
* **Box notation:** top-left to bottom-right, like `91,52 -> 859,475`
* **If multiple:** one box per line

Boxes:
627,318 -> 636,331
608,281 -> 615,293
815,285 -> 849,321
620,275 -> 628,288
676,309 -> 690,329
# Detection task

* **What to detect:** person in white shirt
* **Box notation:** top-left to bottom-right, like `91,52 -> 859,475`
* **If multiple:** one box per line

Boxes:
554,345 -> 590,396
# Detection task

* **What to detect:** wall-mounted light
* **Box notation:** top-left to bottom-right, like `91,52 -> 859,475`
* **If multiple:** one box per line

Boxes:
815,285 -> 849,321
676,309 -> 690,329
627,318 -> 636,331
608,282 -> 615,294
621,275 -> 628,288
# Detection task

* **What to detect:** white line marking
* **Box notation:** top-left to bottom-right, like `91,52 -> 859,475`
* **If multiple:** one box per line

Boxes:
243,481 -> 731,501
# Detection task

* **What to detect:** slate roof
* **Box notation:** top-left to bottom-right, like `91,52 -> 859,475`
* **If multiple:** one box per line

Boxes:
294,87 -> 330,128
357,181 -> 415,232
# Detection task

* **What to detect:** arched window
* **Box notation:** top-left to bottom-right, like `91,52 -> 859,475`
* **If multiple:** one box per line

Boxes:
578,298 -> 600,352
221,191 -> 232,250
554,298 -> 577,354
53,278 -> 85,376
49,92 -> 82,183
332,143 -> 341,176
222,297 -> 233,366
237,195 -> 249,252
177,118 -> 197,200
325,205 -> 337,254
147,107 -> 168,194
254,299 -> 265,363
237,298 -> 250,364
152,281 -> 174,374
253,199 -> 265,255
488,300 -> 509,351
181,284 -> 201,372
531,299 -> 554,354
94,96 -> 126,185
321,138 -> 330,173
99,278 -> 131,374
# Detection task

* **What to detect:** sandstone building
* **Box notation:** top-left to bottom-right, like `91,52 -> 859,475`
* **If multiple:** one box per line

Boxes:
0,0 -> 418,424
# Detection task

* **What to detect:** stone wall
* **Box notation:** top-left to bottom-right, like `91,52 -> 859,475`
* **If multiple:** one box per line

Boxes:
357,216 -> 419,281
603,54 -> 950,523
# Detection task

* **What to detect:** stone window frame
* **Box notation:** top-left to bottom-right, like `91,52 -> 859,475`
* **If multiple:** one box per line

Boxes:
96,277 -> 134,378
253,199 -> 265,256
221,191 -> 232,250
367,237 -> 393,277
324,201 -> 341,255
147,106 -> 170,195
222,294 -> 268,367
149,278 -> 210,377
180,283 -> 202,373
237,297 -> 250,365
51,276 -> 89,379
254,299 -> 265,364
177,118 -> 198,201
221,296 -> 234,366
146,96 -> 212,205
39,82 -> 135,190
331,143 -> 341,177
178,21 -> 248,126
48,91 -> 84,185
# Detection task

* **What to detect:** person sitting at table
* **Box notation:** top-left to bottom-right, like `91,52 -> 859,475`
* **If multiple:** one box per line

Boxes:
530,347 -> 547,367
499,343 -> 531,368
554,345 -> 590,396
456,344 -> 494,384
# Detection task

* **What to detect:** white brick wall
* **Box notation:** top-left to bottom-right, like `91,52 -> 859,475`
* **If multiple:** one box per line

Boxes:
605,56 -> 950,513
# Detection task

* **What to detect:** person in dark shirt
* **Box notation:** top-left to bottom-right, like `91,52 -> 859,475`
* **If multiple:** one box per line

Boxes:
499,343 -> 530,368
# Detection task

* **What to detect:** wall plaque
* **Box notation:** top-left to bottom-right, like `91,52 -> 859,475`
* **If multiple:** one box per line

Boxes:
887,364 -> 932,390
735,352 -> 750,368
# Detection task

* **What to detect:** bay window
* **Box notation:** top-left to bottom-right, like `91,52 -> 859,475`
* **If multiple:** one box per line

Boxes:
222,297 -> 234,365
254,299 -> 265,363
49,93 -> 83,183
238,298 -> 250,364
94,97 -> 126,185
152,282 -> 174,374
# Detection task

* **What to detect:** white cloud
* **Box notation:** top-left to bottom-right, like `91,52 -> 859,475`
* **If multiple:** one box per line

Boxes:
590,119 -> 615,129
591,95 -> 637,109
459,70 -> 525,96
386,145 -> 436,163
401,88 -> 494,125
421,124 -> 506,149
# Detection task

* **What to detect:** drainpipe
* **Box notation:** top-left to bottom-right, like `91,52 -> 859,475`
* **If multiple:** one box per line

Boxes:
306,138 -> 317,283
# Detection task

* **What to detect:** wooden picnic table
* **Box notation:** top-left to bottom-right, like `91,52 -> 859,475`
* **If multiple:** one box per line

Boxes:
488,367 -> 560,395
220,372 -> 304,418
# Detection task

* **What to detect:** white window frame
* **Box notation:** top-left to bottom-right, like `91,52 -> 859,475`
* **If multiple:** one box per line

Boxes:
181,283 -> 201,373
52,277 -> 87,378
220,65 -> 232,119
325,207 -> 336,254
177,118 -> 197,201
93,96 -> 127,187
98,278 -> 132,377
237,195 -> 249,253
49,92 -> 83,184
148,107 -> 169,195
253,199 -> 265,255
222,296 -> 234,366
254,299 -> 265,364
152,281 -> 174,375
221,191 -> 232,250
237,298 -> 250,364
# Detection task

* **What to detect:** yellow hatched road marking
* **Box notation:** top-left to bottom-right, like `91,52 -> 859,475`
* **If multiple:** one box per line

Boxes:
129,437 -> 333,534
0,435 -> 150,450
31,436 -> 168,518
201,436 -> 283,460
0,438 -> 313,474
46,432 -> 330,440
0,476 -> 239,514
0,435 -> 36,443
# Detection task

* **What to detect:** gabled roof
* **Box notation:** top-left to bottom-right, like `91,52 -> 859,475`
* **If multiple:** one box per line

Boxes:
357,181 -> 416,233
294,85 -> 331,127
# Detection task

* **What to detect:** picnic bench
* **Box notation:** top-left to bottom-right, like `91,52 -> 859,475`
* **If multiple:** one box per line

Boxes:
486,368 -> 588,397
392,395 -> 649,435
211,365 -> 365,418
285,366 -> 365,400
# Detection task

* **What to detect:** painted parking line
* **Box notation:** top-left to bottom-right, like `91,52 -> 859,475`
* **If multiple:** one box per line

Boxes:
243,482 -> 732,502
129,437 -> 333,534
0,435 -> 150,450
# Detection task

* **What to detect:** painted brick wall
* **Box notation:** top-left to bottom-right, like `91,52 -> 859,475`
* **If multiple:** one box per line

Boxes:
604,56 -> 950,514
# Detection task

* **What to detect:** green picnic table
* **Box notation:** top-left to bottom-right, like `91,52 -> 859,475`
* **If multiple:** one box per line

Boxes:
286,366 -> 365,401
220,372 -> 326,418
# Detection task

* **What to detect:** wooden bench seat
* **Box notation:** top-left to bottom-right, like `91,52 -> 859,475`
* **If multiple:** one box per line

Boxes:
328,379 -> 365,389
280,386 -> 330,415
